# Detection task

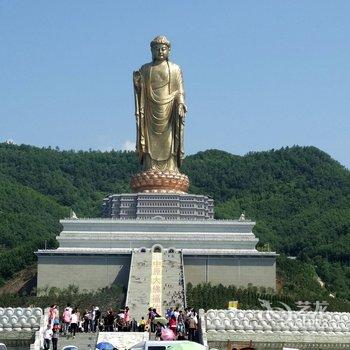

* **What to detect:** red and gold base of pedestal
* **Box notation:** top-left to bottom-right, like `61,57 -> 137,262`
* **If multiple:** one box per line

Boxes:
131,170 -> 189,193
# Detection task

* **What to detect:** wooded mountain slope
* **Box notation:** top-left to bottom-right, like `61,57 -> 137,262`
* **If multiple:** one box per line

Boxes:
0,143 -> 349,300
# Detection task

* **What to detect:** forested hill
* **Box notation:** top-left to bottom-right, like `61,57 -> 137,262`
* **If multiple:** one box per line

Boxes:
0,143 -> 349,301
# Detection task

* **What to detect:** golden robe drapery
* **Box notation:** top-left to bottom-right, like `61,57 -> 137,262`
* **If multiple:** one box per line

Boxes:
134,61 -> 186,172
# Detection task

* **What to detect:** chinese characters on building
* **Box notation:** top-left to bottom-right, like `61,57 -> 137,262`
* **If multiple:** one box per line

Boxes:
150,252 -> 163,313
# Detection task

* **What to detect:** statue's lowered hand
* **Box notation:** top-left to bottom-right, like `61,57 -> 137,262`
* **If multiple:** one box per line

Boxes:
178,104 -> 186,118
133,71 -> 141,89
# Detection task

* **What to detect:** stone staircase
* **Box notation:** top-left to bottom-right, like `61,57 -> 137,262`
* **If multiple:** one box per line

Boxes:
125,249 -> 153,322
162,250 -> 185,310
126,248 -> 186,323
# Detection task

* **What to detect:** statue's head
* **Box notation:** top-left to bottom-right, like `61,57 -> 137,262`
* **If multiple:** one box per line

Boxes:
150,35 -> 171,62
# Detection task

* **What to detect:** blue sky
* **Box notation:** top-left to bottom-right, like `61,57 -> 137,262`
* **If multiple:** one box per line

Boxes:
1,1 -> 349,168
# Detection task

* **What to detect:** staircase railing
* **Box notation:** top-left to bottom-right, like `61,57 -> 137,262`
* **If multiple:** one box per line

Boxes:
180,250 -> 187,308
125,249 -> 136,307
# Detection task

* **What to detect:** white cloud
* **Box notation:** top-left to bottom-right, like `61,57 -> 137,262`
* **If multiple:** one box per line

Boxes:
122,140 -> 135,151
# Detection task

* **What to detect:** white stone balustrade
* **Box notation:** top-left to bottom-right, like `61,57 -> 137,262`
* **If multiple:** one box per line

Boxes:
0,308 -> 42,332
205,309 -> 350,336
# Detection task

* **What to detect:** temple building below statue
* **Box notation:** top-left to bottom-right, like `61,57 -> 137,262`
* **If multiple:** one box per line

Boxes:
102,193 -> 214,220
36,210 -> 277,321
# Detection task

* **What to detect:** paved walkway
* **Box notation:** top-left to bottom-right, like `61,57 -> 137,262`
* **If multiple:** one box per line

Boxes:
54,332 -> 98,349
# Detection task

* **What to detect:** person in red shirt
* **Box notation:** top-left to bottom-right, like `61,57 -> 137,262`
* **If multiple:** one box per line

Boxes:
169,315 -> 177,336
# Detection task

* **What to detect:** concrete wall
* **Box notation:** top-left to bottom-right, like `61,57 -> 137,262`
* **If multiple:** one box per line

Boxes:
183,255 -> 276,289
37,253 -> 276,293
37,255 -> 130,293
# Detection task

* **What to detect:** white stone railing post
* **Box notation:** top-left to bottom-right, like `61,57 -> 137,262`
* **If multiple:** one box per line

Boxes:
198,309 -> 208,348
31,307 -> 47,350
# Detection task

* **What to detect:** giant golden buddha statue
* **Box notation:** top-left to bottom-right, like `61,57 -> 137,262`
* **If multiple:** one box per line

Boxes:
131,36 -> 189,193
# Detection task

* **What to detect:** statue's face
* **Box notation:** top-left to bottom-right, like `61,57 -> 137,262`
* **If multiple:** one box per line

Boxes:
151,44 -> 170,62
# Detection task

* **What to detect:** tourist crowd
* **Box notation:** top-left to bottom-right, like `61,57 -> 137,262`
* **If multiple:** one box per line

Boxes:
43,303 -> 199,349
146,306 -> 199,341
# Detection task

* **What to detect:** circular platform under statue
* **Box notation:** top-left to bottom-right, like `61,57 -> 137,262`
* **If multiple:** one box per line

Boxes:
131,170 -> 189,193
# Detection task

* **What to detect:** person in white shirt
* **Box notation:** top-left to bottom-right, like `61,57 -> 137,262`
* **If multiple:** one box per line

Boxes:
174,307 -> 180,319
43,325 -> 53,350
